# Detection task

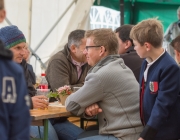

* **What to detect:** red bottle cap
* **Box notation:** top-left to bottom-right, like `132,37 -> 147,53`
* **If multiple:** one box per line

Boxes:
41,73 -> 46,76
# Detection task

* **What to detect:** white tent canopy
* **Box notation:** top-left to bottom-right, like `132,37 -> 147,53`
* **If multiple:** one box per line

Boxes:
2,0 -> 94,76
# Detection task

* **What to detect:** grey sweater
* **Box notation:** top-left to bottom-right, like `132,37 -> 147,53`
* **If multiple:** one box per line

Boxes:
66,55 -> 143,139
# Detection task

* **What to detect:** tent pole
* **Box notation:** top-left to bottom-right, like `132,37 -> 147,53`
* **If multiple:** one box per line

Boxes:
5,17 -> 12,25
28,0 -> 46,69
120,0 -> 124,25
28,0 -> 32,46
29,48 -> 46,69
30,0 -> 76,69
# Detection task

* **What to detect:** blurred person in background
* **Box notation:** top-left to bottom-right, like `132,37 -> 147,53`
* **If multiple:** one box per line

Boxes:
164,6 -> 180,58
170,35 -> 180,67
23,43 -> 36,85
115,25 -> 143,82
0,0 -> 30,139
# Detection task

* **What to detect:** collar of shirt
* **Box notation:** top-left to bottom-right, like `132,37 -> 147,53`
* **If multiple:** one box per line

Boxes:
146,48 -> 165,66
71,57 -> 85,67
144,49 -> 165,82
71,56 -> 85,79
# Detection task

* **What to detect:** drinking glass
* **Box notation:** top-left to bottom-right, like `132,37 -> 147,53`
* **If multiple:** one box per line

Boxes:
36,89 -> 50,102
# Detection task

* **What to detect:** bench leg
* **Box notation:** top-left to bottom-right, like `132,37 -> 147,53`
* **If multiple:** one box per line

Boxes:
43,120 -> 48,140
80,118 -> 85,129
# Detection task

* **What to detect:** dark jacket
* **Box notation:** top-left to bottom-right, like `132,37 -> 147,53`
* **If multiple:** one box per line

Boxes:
0,40 -> 13,60
0,40 -> 30,140
46,44 -> 90,91
120,46 -> 143,82
20,59 -> 36,97
139,52 -> 180,140
20,59 -> 36,109
27,63 -> 36,85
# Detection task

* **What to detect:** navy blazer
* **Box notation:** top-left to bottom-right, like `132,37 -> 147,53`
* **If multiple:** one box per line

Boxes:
139,51 -> 180,140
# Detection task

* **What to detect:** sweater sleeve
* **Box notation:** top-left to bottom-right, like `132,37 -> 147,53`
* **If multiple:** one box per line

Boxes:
65,73 -> 104,116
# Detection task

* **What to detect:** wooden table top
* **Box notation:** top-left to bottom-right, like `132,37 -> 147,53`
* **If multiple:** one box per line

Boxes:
30,107 -> 72,120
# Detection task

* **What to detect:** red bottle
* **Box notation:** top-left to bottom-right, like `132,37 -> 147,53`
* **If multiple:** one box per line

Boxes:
39,73 -> 48,89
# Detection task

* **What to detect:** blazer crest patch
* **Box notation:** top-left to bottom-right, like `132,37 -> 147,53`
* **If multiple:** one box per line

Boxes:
149,81 -> 158,93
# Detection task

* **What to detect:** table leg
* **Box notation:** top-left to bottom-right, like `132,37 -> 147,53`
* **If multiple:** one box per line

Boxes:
80,118 -> 85,129
43,120 -> 48,140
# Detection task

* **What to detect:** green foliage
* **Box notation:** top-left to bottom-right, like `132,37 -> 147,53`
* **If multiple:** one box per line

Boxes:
60,90 -> 71,96
47,92 -> 59,98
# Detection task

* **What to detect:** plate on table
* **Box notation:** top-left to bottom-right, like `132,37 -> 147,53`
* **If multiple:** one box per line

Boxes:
48,101 -> 65,111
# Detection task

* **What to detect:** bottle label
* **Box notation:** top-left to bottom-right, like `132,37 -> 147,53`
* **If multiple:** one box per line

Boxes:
39,84 -> 48,89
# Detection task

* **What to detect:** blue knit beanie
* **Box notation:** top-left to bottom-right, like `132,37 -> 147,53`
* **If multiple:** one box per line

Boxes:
0,25 -> 26,49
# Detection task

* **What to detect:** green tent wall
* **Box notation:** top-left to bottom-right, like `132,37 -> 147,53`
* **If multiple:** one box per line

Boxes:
94,0 -> 180,31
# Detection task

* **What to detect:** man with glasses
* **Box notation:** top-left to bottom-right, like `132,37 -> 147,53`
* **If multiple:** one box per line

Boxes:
65,28 -> 143,140
46,29 -> 90,140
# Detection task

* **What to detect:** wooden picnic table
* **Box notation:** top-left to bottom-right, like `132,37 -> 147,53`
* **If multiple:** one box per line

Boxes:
30,106 -> 72,140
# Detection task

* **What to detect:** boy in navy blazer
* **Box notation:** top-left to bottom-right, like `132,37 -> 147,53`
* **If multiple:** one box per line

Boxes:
130,18 -> 180,140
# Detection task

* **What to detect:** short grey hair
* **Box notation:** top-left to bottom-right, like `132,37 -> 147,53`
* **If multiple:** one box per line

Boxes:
68,29 -> 85,48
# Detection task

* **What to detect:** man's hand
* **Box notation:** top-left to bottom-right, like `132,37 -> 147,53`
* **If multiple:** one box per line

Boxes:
32,95 -> 48,109
138,137 -> 144,140
85,103 -> 102,116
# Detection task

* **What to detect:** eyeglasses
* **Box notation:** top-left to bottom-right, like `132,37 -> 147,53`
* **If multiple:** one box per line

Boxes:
85,46 -> 101,51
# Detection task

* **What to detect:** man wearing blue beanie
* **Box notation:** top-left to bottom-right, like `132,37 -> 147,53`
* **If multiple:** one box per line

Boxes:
0,25 -> 46,101
0,25 -> 61,140
0,25 -> 26,49
0,0 -> 30,139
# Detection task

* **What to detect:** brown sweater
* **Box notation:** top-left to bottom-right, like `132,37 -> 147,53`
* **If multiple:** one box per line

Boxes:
46,44 -> 90,92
